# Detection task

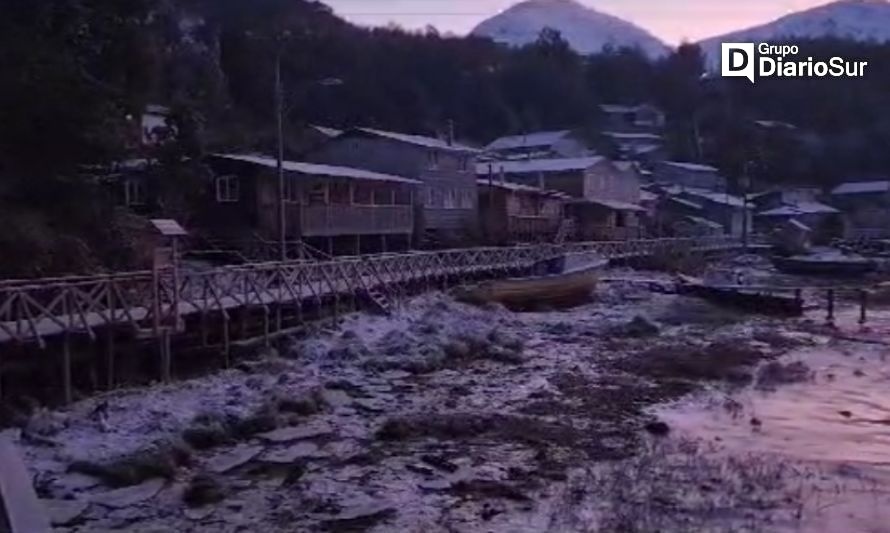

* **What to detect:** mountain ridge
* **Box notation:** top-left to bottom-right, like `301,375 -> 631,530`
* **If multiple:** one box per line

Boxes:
470,0 -> 670,58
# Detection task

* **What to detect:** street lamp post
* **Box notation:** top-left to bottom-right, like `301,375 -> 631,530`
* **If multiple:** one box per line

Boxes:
275,51 -> 287,262
273,48 -> 342,262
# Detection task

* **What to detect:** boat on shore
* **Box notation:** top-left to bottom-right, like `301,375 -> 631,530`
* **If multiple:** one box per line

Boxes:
456,253 -> 607,310
677,275 -> 804,316
772,252 -> 877,276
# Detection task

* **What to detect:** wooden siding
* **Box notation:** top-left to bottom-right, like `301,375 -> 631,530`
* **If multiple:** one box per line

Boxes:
299,205 -> 413,237
308,134 -> 478,231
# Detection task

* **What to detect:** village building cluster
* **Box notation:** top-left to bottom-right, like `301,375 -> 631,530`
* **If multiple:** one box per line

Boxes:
115,103 -> 889,258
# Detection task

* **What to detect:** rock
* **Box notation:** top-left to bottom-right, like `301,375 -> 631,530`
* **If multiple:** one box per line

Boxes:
320,388 -> 352,409
613,316 -> 660,338
418,479 -> 453,491
258,422 -> 333,443
68,439 -> 191,488
380,370 -> 412,380
840,410 -> 853,418
322,503 -> 397,529
91,479 -> 165,509
183,474 -> 226,507
353,398 -> 387,413
25,409 -> 67,437
750,417 -> 762,427
182,420 -> 232,451
184,507 -> 215,521
643,420 -> 671,437
206,445 -> 263,474
421,454 -> 459,473
261,442 -> 322,464
42,499 -> 88,526
756,361 -> 811,388
57,473 -> 102,492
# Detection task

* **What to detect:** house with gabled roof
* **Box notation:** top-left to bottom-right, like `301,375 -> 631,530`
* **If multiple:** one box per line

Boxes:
484,130 -> 590,160
308,127 -> 480,244
654,161 -> 728,192
830,179 -> 890,239
202,153 -> 420,255
478,156 -> 643,241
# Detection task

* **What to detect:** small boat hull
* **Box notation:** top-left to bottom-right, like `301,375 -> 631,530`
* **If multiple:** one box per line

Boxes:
772,256 -> 876,276
679,281 -> 804,316
457,259 -> 606,311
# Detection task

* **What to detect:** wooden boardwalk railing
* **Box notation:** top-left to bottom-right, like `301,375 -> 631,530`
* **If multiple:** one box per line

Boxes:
0,237 -> 740,347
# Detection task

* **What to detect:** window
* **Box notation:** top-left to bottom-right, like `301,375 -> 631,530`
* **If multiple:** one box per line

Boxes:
215,175 -> 240,203
458,156 -> 469,173
284,176 -> 301,203
124,178 -> 144,206
307,183 -> 327,205
427,150 -> 439,170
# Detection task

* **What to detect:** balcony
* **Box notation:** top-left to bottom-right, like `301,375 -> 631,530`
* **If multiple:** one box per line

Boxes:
298,205 -> 413,237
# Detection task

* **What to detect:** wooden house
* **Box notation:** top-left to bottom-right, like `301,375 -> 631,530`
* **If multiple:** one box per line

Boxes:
483,130 -> 590,161
600,104 -> 666,133
754,191 -> 841,240
830,180 -> 890,239
308,127 -> 480,244
654,161 -> 727,192
476,178 -> 567,244
602,132 -> 665,164
478,156 -> 643,241
203,154 -> 420,254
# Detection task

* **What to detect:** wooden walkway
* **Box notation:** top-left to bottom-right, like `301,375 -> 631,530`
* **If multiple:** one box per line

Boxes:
0,237 -> 740,347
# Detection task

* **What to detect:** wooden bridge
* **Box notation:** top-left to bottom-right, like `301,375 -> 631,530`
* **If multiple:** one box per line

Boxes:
0,237 -> 741,402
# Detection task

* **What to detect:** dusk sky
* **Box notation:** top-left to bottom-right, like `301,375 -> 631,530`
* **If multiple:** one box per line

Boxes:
321,0 -> 836,44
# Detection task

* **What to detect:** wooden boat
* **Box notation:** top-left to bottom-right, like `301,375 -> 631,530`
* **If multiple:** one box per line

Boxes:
456,254 -> 607,311
677,275 -> 804,316
772,254 -> 877,276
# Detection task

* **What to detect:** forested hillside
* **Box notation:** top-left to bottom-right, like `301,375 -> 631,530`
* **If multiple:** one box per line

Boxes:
1,0 -> 890,276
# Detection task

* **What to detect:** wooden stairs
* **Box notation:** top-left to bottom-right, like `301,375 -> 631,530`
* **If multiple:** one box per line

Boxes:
554,218 -> 576,245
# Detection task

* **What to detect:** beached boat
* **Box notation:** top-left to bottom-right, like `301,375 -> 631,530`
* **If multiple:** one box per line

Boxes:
772,253 -> 877,276
456,253 -> 608,310
677,276 -> 804,316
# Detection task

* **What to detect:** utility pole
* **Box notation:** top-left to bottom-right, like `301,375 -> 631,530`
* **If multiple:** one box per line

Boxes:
742,162 -> 751,250
275,49 -> 287,262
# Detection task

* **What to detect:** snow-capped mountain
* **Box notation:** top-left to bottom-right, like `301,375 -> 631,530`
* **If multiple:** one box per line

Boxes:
471,0 -> 670,58
698,0 -> 890,63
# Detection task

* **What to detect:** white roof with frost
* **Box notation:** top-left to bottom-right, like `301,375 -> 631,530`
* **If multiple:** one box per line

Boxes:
476,156 -> 605,176
212,154 -> 421,185
485,130 -> 573,151
831,181 -> 890,195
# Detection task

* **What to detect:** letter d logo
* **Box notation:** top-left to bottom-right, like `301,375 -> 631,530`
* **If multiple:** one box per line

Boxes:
722,43 -> 755,84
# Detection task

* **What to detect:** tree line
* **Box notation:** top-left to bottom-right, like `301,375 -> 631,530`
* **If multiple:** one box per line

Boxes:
1,0 -> 889,276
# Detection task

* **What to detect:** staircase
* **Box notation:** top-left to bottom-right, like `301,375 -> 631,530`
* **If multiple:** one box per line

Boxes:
554,218 -> 576,245
365,286 -> 392,315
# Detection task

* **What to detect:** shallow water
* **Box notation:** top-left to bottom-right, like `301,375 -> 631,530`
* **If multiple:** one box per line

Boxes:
657,307 -> 890,531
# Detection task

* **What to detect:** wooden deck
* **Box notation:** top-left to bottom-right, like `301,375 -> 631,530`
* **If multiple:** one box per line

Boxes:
0,237 -> 740,347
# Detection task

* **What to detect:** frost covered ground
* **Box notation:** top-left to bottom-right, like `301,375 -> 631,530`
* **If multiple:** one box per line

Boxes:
6,265 -> 890,532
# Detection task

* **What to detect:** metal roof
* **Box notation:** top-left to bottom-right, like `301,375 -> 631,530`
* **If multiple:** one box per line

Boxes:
682,188 -> 746,208
600,104 -> 642,114
211,154 -> 421,185
682,216 -> 724,229
150,219 -> 188,237
603,132 -> 663,141
831,181 -> 890,195
757,202 -> 839,217
349,127 -> 480,154
476,156 -> 605,176
662,161 -> 720,173
476,179 -> 568,198
310,125 -> 342,138
666,196 -> 703,210
566,198 -> 645,211
485,130 -> 572,151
